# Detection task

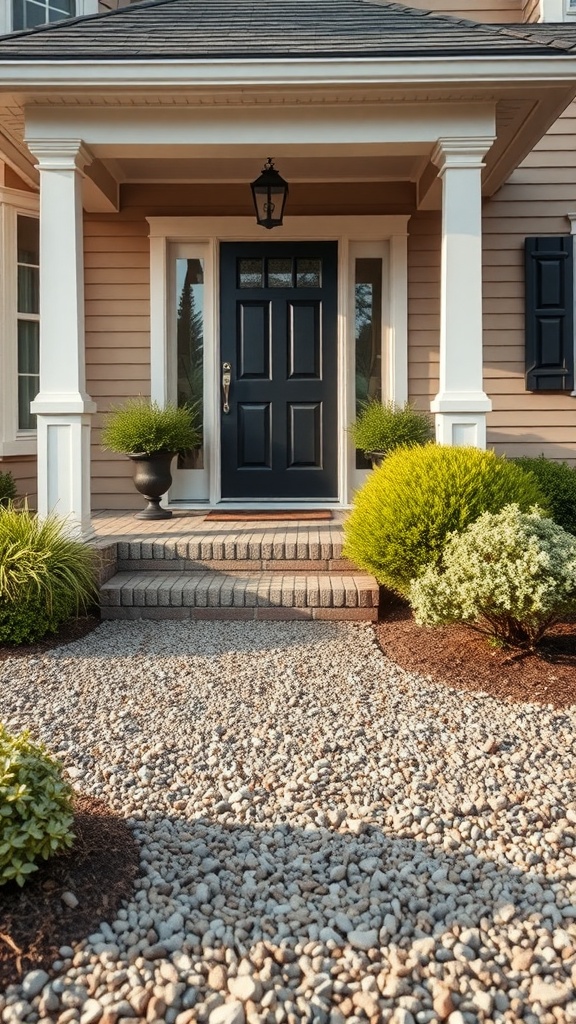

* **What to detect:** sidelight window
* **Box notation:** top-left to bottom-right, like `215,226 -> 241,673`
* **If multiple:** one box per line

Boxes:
354,257 -> 383,468
175,257 -> 205,471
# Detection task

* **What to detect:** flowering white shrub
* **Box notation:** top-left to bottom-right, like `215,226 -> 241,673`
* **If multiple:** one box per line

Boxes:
409,504 -> 576,649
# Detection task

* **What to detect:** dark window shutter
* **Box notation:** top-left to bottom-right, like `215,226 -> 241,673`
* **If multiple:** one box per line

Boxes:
525,235 -> 574,392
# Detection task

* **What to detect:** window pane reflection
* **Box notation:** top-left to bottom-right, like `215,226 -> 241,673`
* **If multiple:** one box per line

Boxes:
17,321 -> 39,430
296,258 -> 321,288
238,258 -> 263,288
176,258 -> 204,470
267,258 -> 293,288
355,258 -> 382,469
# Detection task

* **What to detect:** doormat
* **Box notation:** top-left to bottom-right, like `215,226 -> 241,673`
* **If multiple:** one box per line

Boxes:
205,509 -> 333,522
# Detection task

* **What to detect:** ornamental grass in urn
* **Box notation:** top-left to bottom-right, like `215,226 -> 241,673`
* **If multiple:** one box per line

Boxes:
350,399 -> 434,467
101,398 -> 200,519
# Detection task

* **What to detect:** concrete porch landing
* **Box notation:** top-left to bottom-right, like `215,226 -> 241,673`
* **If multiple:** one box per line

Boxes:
92,510 -> 379,621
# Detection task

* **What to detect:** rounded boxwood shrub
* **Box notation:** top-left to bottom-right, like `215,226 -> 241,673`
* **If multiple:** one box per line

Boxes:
101,398 -> 199,456
0,506 -> 96,645
350,400 -> 434,457
0,724 -> 75,886
410,504 -> 576,650
343,445 -> 548,595
514,456 -> 576,536
0,472 -> 16,507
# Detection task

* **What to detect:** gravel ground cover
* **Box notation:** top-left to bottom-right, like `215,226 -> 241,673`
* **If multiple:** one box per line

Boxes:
0,619 -> 575,1024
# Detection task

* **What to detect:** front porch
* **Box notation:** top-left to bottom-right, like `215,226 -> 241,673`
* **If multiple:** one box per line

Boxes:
92,509 -> 380,621
3,0 -> 576,536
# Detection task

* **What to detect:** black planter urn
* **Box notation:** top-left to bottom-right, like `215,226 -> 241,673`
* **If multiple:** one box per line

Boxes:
366,451 -> 386,468
129,452 -> 175,520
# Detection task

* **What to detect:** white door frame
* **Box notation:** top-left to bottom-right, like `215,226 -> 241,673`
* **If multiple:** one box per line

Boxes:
148,215 -> 409,507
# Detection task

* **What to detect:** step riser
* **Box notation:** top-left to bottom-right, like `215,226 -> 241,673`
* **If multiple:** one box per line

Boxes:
117,538 -> 344,562
101,576 -> 378,610
101,607 -> 377,622
117,558 -> 357,573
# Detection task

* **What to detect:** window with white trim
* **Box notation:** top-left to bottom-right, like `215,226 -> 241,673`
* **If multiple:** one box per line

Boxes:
13,0 -> 74,30
16,216 -> 39,431
0,192 -> 39,456
539,0 -> 576,20
0,0 -> 98,33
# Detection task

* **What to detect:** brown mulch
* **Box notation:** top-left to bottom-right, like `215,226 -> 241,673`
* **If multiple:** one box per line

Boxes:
374,597 -> 576,709
0,615 -> 100,662
0,795 -> 140,990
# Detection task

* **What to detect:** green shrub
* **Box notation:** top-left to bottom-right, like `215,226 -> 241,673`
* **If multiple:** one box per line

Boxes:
343,445 -> 548,595
514,456 -> 576,536
350,400 -> 433,457
0,724 -> 75,886
410,504 -> 576,650
101,398 -> 199,456
0,472 -> 16,507
0,506 -> 96,645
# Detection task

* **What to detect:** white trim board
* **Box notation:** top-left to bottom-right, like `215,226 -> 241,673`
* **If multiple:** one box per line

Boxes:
9,56 -> 576,89
147,215 -> 409,507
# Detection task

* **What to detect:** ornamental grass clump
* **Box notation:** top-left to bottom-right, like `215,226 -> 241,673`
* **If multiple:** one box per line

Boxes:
0,724 -> 75,886
350,400 -> 433,457
343,445 -> 547,596
0,505 -> 96,645
410,504 -> 576,650
514,456 -> 576,536
101,398 -> 199,456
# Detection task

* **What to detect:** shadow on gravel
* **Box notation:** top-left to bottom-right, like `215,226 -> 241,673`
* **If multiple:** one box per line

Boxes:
128,811 -> 572,953
4,809 -> 573,1013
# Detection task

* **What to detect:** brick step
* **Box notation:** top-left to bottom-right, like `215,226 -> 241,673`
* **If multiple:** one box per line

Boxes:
100,571 -> 379,621
115,526 -> 348,569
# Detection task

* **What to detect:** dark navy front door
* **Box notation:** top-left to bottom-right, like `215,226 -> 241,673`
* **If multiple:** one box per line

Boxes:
220,242 -> 338,499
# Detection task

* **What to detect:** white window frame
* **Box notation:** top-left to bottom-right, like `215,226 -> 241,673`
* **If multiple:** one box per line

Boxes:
0,189 -> 39,456
538,0 -> 576,20
0,0 -> 97,34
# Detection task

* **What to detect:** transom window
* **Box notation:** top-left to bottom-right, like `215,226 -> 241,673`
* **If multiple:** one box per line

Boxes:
13,0 -> 75,30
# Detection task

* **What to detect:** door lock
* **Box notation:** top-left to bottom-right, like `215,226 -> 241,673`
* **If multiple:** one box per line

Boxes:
222,362 -> 232,414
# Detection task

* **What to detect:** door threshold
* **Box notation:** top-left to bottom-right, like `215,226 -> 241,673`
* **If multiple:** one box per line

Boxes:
168,501 -> 349,511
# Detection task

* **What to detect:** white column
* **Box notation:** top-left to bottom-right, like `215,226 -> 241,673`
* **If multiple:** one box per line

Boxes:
28,140 -> 96,540
430,138 -> 493,448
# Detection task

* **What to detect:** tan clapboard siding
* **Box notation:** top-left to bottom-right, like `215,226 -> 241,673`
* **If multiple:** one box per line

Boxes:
0,458 -> 37,508
84,214 -> 151,510
407,211 -> 440,408
407,177 -> 576,465
399,0 -> 524,21
480,100 -> 576,466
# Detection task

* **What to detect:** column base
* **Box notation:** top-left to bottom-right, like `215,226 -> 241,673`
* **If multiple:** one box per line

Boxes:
431,392 -> 491,448
36,412 -> 94,542
433,411 -> 487,448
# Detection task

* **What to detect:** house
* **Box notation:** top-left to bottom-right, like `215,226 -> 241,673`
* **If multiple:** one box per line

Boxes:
0,0 -> 576,539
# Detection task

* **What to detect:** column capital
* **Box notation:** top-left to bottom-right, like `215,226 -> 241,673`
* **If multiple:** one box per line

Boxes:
25,138 -> 92,173
431,137 -> 495,174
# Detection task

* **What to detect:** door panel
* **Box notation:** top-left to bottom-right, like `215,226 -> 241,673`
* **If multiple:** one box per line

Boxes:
220,241 -> 338,499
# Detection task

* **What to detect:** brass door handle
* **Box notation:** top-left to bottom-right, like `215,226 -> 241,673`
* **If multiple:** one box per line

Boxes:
222,362 -> 232,414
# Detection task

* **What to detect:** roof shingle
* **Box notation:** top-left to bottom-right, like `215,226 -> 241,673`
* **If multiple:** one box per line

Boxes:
1,0 -> 576,61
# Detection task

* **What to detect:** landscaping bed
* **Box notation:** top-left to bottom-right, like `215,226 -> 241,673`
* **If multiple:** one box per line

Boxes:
374,600 -> 576,710
0,795 -> 139,990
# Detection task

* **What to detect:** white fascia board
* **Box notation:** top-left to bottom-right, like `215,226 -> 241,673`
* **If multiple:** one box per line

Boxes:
4,55 -> 576,90
24,101 -> 496,148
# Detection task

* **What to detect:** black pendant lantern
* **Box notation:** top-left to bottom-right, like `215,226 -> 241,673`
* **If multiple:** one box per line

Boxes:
250,158 -> 289,229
